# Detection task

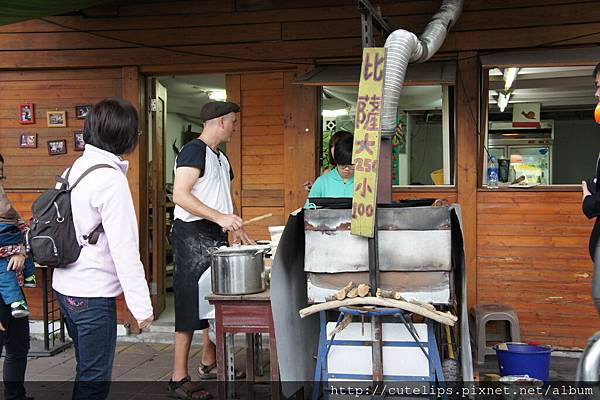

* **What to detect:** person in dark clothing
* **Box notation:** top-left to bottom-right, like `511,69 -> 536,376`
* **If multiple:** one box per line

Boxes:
583,63 -> 600,262
0,154 -> 31,400
583,63 -> 600,315
0,303 -> 30,400
583,154 -> 600,261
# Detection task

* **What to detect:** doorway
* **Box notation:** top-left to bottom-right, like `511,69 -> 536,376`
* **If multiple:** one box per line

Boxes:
146,74 -> 227,323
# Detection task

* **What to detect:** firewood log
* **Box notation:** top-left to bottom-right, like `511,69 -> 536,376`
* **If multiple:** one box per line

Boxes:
357,284 -> 370,297
325,294 -> 337,302
375,288 -> 405,301
409,299 -> 436,312
329,314 -> 352,337
336,281 -> 356,300
346,287 -> 359,298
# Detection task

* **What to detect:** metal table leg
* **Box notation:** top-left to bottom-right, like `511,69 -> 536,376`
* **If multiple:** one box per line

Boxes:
226,333 -> 236,399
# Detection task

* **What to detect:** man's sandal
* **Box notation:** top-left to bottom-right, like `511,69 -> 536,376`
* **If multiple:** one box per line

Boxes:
167,375 -> 212,400
198,362 -> 246,380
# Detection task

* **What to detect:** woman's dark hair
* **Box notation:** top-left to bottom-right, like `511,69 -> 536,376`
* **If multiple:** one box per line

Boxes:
328,130 -> 353,165
83,97 -> 139,155
593,63 -> 600,78
333,135 -> 353,166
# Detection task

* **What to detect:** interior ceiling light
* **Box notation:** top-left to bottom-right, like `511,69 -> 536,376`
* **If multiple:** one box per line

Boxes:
322,109 -> 349,117
208,90 -> 227,101
497,90 -> 511,112
503,67 -> 520,90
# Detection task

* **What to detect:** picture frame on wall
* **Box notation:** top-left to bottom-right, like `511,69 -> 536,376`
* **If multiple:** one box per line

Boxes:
75,105 -> 92,119
19,133 -> 37,148
47,139 -> 67,156
19,103 -> 34,125
73,131 -> 85,151
47,111 -> 67,128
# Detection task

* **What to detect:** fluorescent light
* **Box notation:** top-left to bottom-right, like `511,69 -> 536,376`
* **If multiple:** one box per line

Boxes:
503,67 -> 520,90
497,91 -> 511,112
322,109 -> 349,117
208,90 -> 227,101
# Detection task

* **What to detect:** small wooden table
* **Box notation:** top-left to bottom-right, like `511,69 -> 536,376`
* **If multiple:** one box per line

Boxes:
207,289 -> 279,399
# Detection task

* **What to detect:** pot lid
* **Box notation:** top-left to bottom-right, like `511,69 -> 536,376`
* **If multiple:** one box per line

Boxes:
212,244 -> 271,254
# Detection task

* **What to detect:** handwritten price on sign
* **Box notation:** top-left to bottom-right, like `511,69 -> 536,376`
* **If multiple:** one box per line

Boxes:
350,47 -> 386,238
352,202 -> 374,218
354,157 -> 378,173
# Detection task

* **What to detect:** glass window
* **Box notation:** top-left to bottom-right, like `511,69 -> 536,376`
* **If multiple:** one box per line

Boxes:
320,84 -> 455,186
485,66 -> 597,186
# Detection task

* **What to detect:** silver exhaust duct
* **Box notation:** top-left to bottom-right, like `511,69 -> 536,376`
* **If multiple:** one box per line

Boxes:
577,244 -> 600,383
381,0 -> 464,135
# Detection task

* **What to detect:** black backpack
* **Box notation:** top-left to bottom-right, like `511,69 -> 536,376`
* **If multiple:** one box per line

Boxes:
26,164 -> 113,267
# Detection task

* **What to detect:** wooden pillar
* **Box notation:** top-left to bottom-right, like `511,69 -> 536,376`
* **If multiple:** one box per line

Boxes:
226,75 -> 243,215
122,66 -> 145,334
456,52 -> 479,308
283,67 -> 318,215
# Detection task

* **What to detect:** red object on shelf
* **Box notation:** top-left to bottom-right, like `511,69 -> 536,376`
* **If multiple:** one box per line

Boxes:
527,340 -> 543,346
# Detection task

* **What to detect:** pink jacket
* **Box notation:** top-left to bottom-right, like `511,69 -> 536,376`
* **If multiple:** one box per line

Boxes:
52,145 -> 153,321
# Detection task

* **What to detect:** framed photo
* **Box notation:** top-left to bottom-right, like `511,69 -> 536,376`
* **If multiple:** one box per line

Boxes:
19,103 -> 34,125
47,139 -> 67,156
75,105 -> 92,120
47,111 -> 67,128
19,133 -> 37,148
73,131 -> 85,151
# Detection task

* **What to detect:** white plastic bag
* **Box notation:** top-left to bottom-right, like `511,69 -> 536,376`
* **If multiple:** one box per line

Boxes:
198,267 -> 216,343
198,267 -> 214,319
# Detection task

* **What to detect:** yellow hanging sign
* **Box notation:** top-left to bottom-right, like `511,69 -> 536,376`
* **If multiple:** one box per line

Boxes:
351,47 -> 386,238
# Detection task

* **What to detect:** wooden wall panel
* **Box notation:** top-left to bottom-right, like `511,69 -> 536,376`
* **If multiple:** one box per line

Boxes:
456,52 -> 480,309
477,191 -> 598,348
283,67 -> 318,216
0,68 -> 122,189
1,1 -> 600,69
0,0 -> 600,68
239,72 -> 287,240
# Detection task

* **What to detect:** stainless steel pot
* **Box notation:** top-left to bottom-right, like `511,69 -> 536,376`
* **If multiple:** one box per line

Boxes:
210,245 -> 269,295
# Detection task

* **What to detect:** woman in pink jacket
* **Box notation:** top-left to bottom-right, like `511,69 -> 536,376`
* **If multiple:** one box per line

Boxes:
53,98 -> 153,400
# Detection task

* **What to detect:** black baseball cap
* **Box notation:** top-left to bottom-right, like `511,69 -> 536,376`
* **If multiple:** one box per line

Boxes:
200,101 -> 240,122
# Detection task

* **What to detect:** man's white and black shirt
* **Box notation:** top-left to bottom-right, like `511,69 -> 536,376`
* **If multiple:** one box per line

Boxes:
173,138 -> 234,222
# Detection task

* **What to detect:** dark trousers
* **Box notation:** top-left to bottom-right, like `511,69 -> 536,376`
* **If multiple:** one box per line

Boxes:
0,301 -> 29,400
171,218 -> 227,332
56,292 -> 116,400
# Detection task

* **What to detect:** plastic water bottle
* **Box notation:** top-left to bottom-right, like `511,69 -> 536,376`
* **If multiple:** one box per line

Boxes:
488,156 -> 499,188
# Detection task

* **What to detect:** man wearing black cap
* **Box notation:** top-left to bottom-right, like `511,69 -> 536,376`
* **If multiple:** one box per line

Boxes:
169,101 -> 253,397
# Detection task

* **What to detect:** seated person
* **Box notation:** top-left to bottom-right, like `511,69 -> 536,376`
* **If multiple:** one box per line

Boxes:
305,135 -> 354,207
303,130 -> 353,192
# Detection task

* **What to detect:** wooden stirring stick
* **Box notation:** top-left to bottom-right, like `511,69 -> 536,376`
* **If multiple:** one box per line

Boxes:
243,213 -> 273,225
222,212 -> 273,232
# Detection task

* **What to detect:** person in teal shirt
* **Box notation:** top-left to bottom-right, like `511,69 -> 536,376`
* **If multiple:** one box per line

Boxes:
306,135 -> 354,208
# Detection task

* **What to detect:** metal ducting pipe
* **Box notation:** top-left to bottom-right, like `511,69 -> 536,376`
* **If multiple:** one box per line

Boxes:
576,331 -> 600,382
381,0 -> 463,136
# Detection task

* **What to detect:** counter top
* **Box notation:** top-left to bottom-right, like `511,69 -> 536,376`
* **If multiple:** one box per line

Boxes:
206,288 -> 270,302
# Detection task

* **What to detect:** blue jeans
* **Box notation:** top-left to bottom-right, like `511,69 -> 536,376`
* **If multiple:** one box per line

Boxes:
56,292 -> 116,400
0,257 -> 35,305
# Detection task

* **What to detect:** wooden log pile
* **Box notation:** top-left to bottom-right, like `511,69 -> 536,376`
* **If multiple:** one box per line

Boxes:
300,282 -> 457,326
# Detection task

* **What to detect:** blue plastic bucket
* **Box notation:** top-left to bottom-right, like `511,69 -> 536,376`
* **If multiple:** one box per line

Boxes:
494,343 -> 552,382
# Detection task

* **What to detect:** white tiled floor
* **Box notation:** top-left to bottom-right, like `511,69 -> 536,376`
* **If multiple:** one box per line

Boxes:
154,292 -> 174,325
